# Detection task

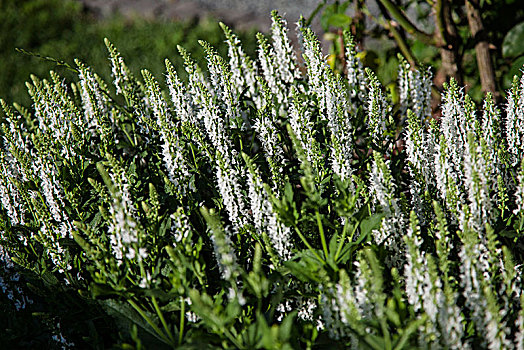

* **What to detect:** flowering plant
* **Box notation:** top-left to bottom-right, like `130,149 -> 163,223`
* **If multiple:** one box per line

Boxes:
1,11 -> 524,349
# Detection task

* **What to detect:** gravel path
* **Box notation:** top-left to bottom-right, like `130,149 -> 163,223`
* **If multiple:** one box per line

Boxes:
80,0 -> 327,32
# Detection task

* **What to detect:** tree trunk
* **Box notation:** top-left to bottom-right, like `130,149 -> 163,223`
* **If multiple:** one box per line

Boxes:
434,0 -> 463,88
465,0 -> 499,100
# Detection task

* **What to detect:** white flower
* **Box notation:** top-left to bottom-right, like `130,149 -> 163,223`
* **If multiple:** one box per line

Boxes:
253,110 -> 285,187
208,222 -> 239,282
51,322 -> 75,349
77,62 -> 109,129
369,152 -> 406,263
276,300 -> 293,322
186,311 -> 200,323
403,227 -> 427,313
166,61 -> 198,126
505,74 -> 524,166
0,153 -> 24,225
203,44 -> 241,128
345,34 -> 367,103
144,70 -> 194,197
270,11 -> 301,84
463,135 -> 495,231
215,160 -> 249,231
246,161 -> 292,260
480,94 -> 502,176
170,209 -> 192,245
398,60 -> 432,122
367,71 -> 390,147
514,161 -> 524,216
297,298 -> 317,322
459,237 -> 512,350
439,80 -> 476,198
0,242 -> 32,311
257,33 -> 288,105
288,88 -> 323,176
107,172 -> 144,264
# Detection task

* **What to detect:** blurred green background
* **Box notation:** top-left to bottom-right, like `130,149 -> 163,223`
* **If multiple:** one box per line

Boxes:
0,0 -> 258,107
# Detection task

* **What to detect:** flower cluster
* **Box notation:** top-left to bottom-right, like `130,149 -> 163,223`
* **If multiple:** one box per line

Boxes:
1,12 -> 524,349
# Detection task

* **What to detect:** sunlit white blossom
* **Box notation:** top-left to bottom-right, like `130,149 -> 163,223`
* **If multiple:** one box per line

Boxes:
246,158 -> 292,260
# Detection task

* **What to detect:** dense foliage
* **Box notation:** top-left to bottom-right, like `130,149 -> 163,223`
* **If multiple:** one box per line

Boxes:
1,10 -> 524,349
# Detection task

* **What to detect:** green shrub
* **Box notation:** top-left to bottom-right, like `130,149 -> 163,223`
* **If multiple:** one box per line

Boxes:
1,10 -> 524,349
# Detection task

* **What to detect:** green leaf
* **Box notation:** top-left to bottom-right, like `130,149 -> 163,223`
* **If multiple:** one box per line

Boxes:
284,181 -> 294,203
505,55 -> 524,86
243,316 -> 269,348
100,299 -> 168,348
225,299 -> 241,323
327,14 -> 351,28
89,283 -> 122,298
335,242 -> 353,264
41,270 -> 60,287
283,254 -> 323,283
142,288 -> 172,301
320,4 -> 337,31
360,212 -> 386,238
328,233 -> 339,257
279,311 -> 297,341
160,300 -> 181,313
501,228 -> 518,239
188,289 -> 227,331
362,333 -> 387,350
393,314 -> 428,350
385,298 -> 401,327
503,21 -> 524,58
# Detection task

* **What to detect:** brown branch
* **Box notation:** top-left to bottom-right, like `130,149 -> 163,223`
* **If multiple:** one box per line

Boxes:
351,0 -> 366,49
465,0 -> 499,100
386,20 -> 417,68
433,0 -> 463,87
377,0 -> 435,44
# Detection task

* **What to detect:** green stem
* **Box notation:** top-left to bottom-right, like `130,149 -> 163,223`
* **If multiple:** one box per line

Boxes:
189,143 -> 199,170
334,219 -> 359,262
387,21 -> 418,68
179,299 -> 185,345
380,317 -> 392,350
122,127 -> 136,148
334,220 -> 349,262
27,238 -> 39,258
306,1 -> 326,26
316,211 -> 329,259
152,296 -> 176,345
239,136 -> 244,153
224,329 -> 244,349
293,224 -> 325,264
363,334 -> 387,350
19,188 -> 39,225
128,299 -> 174,346
137,247 -> 147,283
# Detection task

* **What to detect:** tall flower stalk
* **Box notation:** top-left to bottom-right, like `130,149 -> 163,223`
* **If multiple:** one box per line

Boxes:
0,11 -> 523,349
